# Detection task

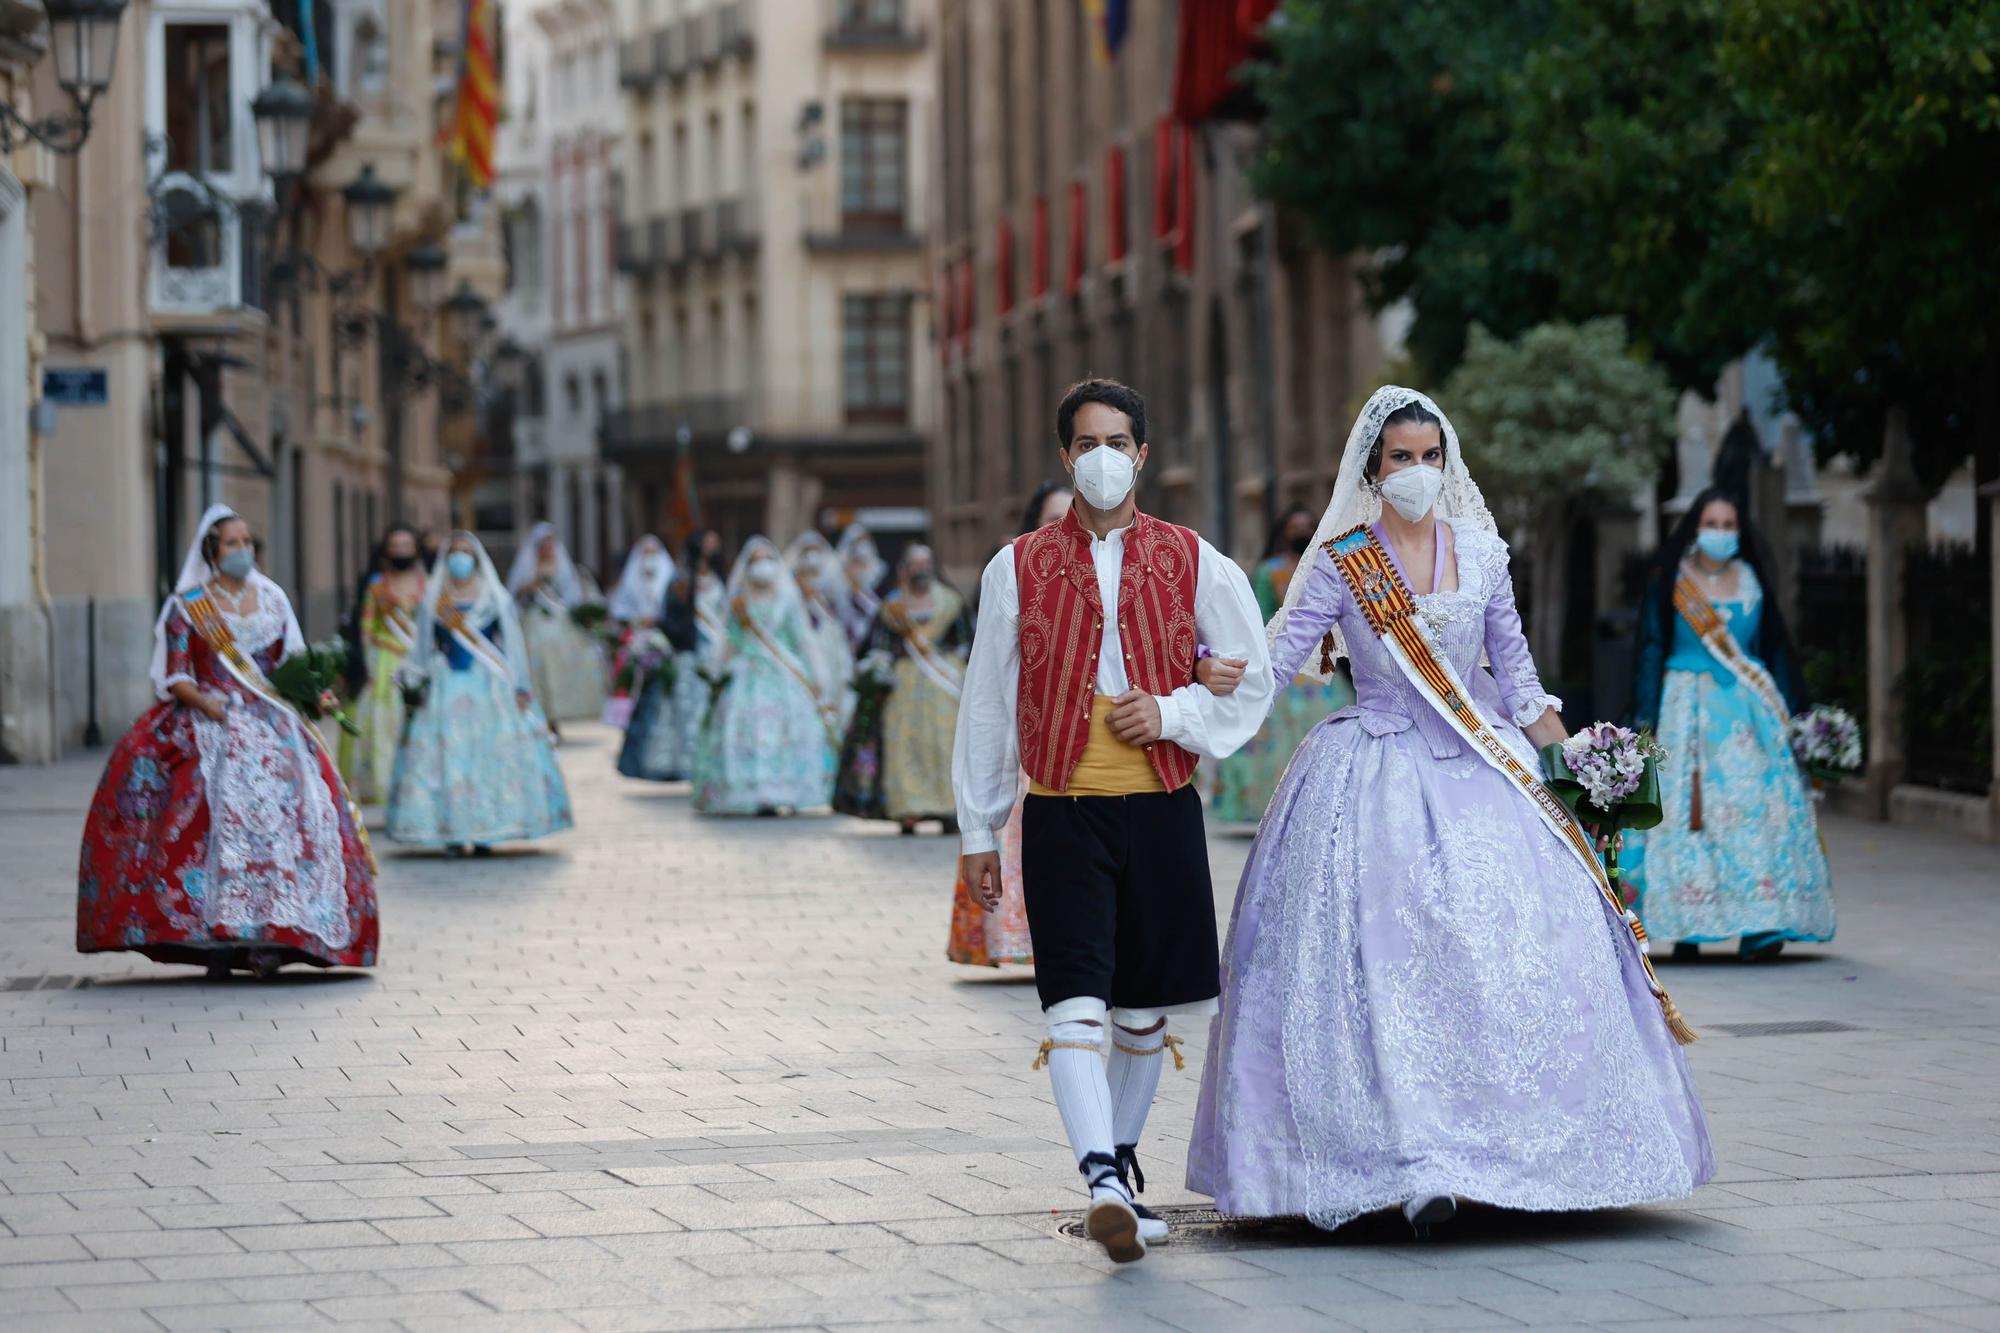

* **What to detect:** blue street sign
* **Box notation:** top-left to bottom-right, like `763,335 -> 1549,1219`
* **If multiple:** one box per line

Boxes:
43,367 -> 108,406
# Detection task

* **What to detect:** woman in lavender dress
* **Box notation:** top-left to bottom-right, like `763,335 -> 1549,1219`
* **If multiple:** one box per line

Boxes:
1187,387 -> 1712,1234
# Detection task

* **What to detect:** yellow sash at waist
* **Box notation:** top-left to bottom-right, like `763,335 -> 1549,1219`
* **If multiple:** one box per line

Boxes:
1028,695 -> 1176,798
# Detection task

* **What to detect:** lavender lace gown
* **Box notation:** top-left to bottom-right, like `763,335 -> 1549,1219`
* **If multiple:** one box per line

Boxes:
1187,519 -> 1713,1229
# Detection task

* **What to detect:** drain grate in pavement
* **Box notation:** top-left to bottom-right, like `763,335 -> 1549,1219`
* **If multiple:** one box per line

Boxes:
1709,1019 -> 1860,1037
1,974 -> 90,992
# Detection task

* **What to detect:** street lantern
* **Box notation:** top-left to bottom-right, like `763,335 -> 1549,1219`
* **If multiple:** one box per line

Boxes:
404,243 -> 448,311
442,281 -> 489,348
342,163 -> 397,257
0,0 -> 128,154
46,0 -> 126,104
250,74 -> 313,184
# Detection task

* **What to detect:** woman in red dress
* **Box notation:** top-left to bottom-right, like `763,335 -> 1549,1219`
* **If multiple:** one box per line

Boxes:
77,505 -> 379,977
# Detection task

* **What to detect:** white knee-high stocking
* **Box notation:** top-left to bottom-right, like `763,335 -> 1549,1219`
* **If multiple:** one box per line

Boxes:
1037,1020 -> 1121,1197
1108,1022 -> 1166,1154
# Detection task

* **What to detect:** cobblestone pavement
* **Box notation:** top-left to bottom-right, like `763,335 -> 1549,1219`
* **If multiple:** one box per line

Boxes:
4,724 -> 2000,1331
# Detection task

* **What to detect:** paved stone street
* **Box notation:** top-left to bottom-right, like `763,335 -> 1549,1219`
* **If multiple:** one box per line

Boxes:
4,725 -> 2000,1332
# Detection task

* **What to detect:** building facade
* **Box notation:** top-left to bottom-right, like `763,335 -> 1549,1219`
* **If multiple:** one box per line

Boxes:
0,3 -> 51,762
489,0 -> 628,582
19,0 -> 498,758
607,0 -> 936,553
929,0 -> 1393,583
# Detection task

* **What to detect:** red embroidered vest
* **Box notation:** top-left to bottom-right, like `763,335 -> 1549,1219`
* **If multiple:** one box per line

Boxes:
1014,507 -> 1201,793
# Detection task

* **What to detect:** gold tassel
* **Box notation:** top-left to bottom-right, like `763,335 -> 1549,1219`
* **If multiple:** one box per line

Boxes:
1162,1034 -> 1187,1072
1031,1039 -> 1052,1070
1660,995 -> 1698,1046
1318,633 -> 1337,678
1688,766 -> 1704,832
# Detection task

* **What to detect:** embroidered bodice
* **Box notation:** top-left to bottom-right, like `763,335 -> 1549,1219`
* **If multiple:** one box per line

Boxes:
1666,561 -> 1766,678
435,603 -> 506,672
1273,519 -> 1561,752
160,597 -> 288,694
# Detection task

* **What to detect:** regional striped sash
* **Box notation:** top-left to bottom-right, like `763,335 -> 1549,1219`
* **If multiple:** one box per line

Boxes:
1323,526 -> 1695,1045
434,594 -> 515,684
733,597 -> 840,747
1672,574 -> 1790,730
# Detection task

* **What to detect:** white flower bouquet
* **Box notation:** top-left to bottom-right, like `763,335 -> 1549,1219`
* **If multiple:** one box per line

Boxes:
1542,722 -> 1668,901
1788,704 -> 1861,786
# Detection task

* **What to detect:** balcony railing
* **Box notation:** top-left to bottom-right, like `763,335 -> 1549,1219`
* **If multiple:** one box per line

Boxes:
602,397 -> 754,453
619,34 -> 658,90
822,0 -> 926,51
649,214 -> 676,271
615,221 -> 652,272
657,23 -> 686,80
720,0 -> 757,58
801,193 -> 921,253
716,197 -> 761,255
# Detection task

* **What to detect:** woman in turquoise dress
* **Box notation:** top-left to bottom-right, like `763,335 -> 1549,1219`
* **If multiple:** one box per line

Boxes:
1210,507 -> 1357,825
1625,488 -> 1834,960
693,537 -> 839,815
618,531 -> 723,783
388,533 -> 574,853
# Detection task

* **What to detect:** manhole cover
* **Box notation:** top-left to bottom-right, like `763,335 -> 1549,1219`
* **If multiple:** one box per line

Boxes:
1042,1205 -> 1333,1252
1708,1020 -> 1860,1037
2,975 -> 89,992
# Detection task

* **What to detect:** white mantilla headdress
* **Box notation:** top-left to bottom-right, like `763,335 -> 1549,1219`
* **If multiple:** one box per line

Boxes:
1267,385 -> 1497,679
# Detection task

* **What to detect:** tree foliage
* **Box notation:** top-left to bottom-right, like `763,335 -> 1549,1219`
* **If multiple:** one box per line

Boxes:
1254,0 -> 2000,480
1444,319 -> 1674,674
1246,0 -> 1560,379
1506,0 -> 2000,482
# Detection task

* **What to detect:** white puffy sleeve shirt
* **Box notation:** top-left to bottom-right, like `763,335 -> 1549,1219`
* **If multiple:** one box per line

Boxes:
951,528 -> 1274,855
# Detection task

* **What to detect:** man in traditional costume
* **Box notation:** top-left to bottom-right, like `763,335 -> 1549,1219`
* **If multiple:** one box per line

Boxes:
952,379 -> 1272,1263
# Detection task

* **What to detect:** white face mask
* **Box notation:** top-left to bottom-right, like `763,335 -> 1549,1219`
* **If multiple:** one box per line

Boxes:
1070,447 -> 1138,511
746,557 -> 779,586
1378,464 -> 1445,523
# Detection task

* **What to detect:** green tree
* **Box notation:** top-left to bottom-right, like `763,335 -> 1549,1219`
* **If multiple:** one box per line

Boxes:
1247,0 -> 1560,379
1508,0 -> 2000,488
1444,319 -> 1674,677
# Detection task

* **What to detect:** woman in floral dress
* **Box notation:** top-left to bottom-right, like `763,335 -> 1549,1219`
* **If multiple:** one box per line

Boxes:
339,523 -> 427,804
1624,487 -> 1834,959
787,531 -> 857,732
619,531 -> 724,783
507,521 -> 606,726
602,534 -> 676,729
388,533 -> 573,852
1189,388 -> 1710,1235
78,505 -> 379,977
835,546 -> 973,833
693,537 -> 839,815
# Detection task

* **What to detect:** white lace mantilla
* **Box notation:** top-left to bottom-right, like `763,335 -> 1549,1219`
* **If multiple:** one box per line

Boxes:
190,603 -> 352,949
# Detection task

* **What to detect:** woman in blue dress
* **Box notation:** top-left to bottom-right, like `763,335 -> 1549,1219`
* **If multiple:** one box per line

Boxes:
388,532 -> 574,853
1626,488 -> 1834,960
693,537 -> 839,815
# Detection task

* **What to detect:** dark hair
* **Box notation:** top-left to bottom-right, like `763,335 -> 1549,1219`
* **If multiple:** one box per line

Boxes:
1637,485 -> 1805,718
374,523 -> 420,570
199,514 -> 249,568
1262,506 -> 1317,561
1056,378 -> 1147,448
1019,480 -> 1072,536
1366,401 -> 1446,479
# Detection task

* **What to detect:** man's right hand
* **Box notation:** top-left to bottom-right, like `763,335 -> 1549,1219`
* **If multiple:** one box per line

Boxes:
961,851 -> 1002,912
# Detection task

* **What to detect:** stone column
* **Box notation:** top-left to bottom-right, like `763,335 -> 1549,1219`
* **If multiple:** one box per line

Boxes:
1862,407 -> 1929,818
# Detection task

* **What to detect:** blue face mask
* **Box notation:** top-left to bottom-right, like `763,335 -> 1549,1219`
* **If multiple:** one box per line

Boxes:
1695,529 -> 1739,562
217,548 -> 255,580
446,551 -> 477,580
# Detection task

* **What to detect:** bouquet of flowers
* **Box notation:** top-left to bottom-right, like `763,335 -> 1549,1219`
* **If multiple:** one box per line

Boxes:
1788,705 -> 1862,787
570,599 -> 611,633
614,630 -> 676,697
1542,722 -> 1668,900
269,639 -> 361,736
